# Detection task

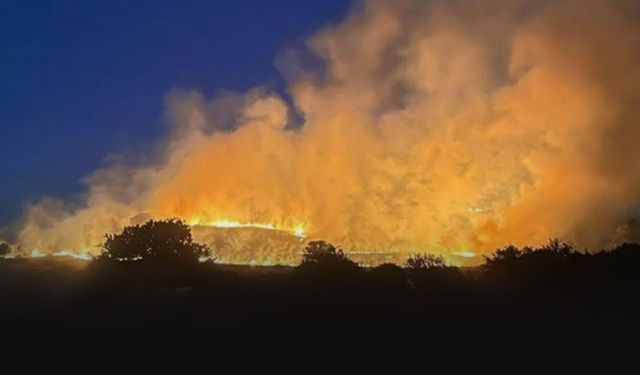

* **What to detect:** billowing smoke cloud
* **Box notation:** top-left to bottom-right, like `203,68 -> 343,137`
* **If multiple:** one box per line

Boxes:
6,0 -> 640,264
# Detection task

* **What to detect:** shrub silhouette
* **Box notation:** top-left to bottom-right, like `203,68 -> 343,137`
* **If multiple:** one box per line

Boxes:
483,244 -> 524,266
0,242 -> 10,257
98,219 -> 211,265
405,253 -> 448,271
483,239 -> 576,270
296,240 -> 360,282
300,241 -> 358,269
538,238 -> 575,255
404,253 -> 463,297
481,239 -> 580,293
5,234 -> 640,372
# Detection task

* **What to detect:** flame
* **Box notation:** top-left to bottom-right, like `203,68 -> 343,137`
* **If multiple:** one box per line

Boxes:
188,217 -> 307,238
293,224 -> 306,238
452,251 -> 476,259
5,0 -> 640,266
0,250 -> 94,262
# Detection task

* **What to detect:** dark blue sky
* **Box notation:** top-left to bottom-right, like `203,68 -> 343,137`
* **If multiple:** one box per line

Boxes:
0,0 -> 351,225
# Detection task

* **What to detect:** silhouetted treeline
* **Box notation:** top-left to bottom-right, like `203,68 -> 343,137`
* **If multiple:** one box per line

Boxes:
1,220 -> 640,372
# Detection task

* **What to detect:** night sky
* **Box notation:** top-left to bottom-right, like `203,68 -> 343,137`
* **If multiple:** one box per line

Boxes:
0,0 -> 350,225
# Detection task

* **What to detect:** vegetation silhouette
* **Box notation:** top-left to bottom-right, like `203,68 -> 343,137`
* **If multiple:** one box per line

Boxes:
0,242 -> 9,256
483,238 -> 576,268
98,218 -> 212,264
2,230 -> 640,372
480,239 -> 585,294
404,253 -> 464,298
294,241 -> 364,303
94,218 -> 213,287
299,240 -> 359,271
404,253 -> 448,270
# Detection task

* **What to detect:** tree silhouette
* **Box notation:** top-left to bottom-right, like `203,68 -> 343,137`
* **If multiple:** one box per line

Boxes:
99,219 -> 212,264
299,240 -> 359,270
538,238 -> 575,255
480,239 -> 580,293
0,242 -> 10,257
483,245 -> 524,268
405,253 -> 448,271
483,239 -> 576,270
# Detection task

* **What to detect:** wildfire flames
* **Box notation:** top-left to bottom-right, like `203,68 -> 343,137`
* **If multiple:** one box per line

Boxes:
3,0 -> 640,265
188,218 -> 306,239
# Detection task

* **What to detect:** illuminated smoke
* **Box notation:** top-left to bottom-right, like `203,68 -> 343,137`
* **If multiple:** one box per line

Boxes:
5,0 -> 640,264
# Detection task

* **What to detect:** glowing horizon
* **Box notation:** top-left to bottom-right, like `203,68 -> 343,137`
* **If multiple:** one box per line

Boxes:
3,0 -> 640,266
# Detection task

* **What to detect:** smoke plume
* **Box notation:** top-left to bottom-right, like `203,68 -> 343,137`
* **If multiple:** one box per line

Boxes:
7,0 -> 640,264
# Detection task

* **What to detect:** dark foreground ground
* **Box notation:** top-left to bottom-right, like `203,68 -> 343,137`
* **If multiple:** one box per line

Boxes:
1,249 -> 640,374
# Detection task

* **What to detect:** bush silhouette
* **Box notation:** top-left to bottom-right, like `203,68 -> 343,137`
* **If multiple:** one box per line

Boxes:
300,240 -> 359,270
98,219 -> 212,265
405,253 -> 448,271
483,244 -> 524,266
481,239 -> 580,293
483,239 -> 577,271
538,238 -> 575,255
0,242 -> 10,257
404,253 -> 463,296
296,240 -> 360,282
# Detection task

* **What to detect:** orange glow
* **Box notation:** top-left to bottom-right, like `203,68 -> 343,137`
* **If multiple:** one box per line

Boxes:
52,251 -> 94,261
188,218 -> 307,238
5,0 -> 640,266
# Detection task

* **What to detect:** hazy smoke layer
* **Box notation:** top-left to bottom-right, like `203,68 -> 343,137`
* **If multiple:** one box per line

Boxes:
7,0 -> 640,263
